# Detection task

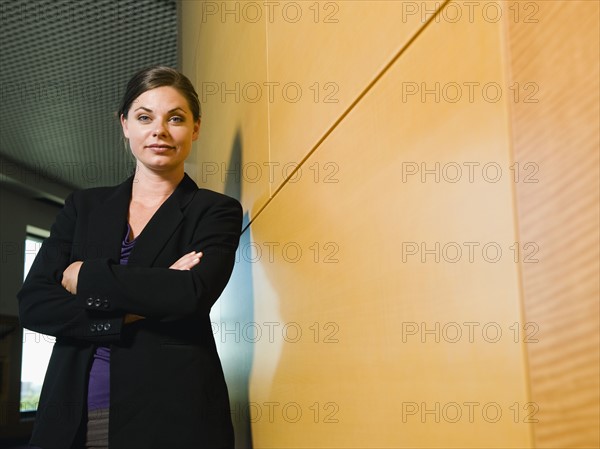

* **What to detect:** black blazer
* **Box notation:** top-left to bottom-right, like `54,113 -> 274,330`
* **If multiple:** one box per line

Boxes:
17,173 -> 242,449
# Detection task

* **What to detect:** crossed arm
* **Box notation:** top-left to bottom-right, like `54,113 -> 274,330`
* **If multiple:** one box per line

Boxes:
60,250 -> 203,323
18,190 -> 243,342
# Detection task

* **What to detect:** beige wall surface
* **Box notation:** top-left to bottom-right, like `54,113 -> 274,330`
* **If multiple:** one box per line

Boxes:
180,1 -> 599,448
180,0 -> 270,219
265,0 -> 443,191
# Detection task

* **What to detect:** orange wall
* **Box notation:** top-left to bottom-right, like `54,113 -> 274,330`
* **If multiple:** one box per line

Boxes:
180,1 -> 598,447
506,1 -> 600,447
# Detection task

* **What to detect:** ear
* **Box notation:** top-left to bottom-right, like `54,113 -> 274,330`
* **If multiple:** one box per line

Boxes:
120,114 -> 129,139
192,118 -> 201,141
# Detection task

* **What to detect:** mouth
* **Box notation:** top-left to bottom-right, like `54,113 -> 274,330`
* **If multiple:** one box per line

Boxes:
146,144 -> 176,153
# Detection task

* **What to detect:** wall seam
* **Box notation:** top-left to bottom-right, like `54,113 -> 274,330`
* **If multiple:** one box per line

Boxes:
242,0 -> 451,234
500,2 -> 536,447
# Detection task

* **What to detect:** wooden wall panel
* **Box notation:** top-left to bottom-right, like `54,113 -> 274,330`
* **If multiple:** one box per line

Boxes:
505,1 -> 600,448
180,0 -> 271,218
266,0 -> 443,191
241,9 -> 531,448
179,0 -> 600,447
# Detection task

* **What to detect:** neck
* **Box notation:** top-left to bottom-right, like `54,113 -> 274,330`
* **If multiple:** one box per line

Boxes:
131,166 -> 185,199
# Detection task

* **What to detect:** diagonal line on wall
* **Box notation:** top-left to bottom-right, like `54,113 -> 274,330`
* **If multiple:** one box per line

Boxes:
242,0 -> 451,235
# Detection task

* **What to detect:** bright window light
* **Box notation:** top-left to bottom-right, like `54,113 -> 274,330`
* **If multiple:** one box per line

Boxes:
20,232 -> 54,414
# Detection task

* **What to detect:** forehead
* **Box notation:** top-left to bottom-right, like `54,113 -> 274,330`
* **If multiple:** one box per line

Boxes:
131,86 -> 190,111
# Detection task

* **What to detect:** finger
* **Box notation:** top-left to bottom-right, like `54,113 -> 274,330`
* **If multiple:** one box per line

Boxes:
170,254 -> 193,268
176,252 -> 199,263
170,257 -> 201,270
178,252 -> 202,265
180,257 -> 201,270
187,251 -> 202,259
169,252 -> 203,269
184,256 -> 202,270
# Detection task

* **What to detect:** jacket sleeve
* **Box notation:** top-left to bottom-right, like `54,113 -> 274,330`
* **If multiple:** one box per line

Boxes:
17,192 -> 125,342
75,194 -> 243,321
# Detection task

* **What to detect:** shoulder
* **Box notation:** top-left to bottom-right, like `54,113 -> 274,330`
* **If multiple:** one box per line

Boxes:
178,172 -> 241,211
182,172 -> 239,208
193,188 -> 241,208
188,188 -> 243,224
180,187 -> 243,236
64,177 -> 132,216
71,185 -> 117,200
68,184 -> 123,209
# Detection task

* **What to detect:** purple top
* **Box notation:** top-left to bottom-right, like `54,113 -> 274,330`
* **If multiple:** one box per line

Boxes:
87,223 -> 136,411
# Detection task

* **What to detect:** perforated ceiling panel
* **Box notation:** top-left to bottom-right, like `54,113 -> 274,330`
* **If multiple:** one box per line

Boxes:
0,0 -> 178,190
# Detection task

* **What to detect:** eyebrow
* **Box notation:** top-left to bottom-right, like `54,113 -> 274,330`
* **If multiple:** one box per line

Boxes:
133,106 -> 188,114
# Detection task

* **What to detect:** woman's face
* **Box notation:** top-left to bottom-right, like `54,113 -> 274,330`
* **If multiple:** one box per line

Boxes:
121,86 -> 200,176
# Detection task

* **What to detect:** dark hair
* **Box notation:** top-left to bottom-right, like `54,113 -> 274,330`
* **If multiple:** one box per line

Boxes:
118,66 -> 201,121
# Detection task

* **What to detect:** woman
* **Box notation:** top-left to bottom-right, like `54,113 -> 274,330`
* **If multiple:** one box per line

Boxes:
18,66 -> 242,449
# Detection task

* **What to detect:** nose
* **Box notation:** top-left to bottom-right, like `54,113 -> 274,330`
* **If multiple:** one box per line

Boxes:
152,122 -> 167,137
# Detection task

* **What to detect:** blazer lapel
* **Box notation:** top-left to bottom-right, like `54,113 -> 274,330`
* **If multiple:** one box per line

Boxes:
126,173 -> 199,267
87,175 -> 133,261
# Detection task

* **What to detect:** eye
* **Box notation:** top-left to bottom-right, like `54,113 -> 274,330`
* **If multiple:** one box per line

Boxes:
137,114 -> 151,122
169,116 -> 184,123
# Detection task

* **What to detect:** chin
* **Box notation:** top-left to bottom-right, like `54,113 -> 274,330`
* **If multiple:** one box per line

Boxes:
142,161 -> 185,172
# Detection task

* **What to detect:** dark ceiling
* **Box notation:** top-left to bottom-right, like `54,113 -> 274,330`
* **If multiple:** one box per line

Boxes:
0,0 -> 179,195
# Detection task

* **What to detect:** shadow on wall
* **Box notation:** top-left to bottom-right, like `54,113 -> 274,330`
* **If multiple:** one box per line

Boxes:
220,130 -> 254,449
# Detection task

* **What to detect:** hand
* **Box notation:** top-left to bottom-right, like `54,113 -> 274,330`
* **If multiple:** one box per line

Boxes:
62,261 -> 83,294
169,251 -> 202,270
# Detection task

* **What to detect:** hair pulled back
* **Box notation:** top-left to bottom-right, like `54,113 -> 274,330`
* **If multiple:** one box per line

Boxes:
118,66 -> 201,121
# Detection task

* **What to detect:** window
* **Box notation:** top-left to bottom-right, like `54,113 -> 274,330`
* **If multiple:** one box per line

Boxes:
20,226 -> 53,414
